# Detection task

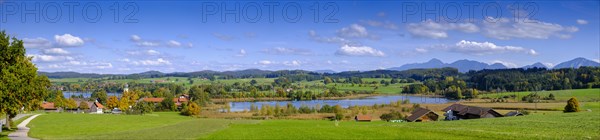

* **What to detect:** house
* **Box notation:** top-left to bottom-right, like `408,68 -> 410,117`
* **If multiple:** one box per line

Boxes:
505,111 -> 524,117
354,115 -> 372,122
141,96 -> 189,106
406,107 -> 439,122
90,101 -> 104,114
41,102 -> 58,112
442,104 -> 503,120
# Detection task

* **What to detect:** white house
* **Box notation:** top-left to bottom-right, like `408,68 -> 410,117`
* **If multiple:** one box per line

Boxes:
90,100 -> 104,114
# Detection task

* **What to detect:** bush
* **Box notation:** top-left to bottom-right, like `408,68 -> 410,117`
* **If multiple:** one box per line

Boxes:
129,101 -> 154,115
380,111 -> 403,122
181,102 -> 201,116
564,97 -> 580,113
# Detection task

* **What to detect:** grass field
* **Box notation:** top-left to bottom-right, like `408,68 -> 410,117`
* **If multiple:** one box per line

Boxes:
25,101 -> 600,139
27,112 -> 258,139
0,114 -> 34,140
479,88 -> 600,102
204,111 -> 600,139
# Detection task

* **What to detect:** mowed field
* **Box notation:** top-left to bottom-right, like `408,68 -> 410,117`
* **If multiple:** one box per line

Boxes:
27,102 -> 600,140
479,88 -> 600,102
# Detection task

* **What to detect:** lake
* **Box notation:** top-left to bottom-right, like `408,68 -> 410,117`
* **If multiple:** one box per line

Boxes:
63,92 -> 122,98
228,95 -> 455,112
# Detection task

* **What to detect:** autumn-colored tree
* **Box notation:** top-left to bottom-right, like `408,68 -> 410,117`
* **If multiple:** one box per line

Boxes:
65,98 -> 78,109
106,96 -> 119,109
79,101 -> 90,110
0,31 -> 50,129
181,102 -> 201,116
564,97 -> 580,113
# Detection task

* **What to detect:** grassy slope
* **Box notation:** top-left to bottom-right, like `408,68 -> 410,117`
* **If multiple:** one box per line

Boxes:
27,112 -> 257,139
204,111 -> 600,139
479,88 -> 600,102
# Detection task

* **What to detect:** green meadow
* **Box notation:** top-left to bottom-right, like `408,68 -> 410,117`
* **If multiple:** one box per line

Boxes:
25,102 -> 600,140
479,88 -> 600,102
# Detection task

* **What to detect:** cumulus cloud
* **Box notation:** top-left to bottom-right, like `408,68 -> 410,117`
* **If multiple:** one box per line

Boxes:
29,54 -> 75,62
257,60 -> 273,65
127,50 -> 161,56
42,48 -> 70,55
361,20 -> 398,30
167,40 -> 181,47
131,58 -> 172,66
131,35 -> 142,42
262,47 -> 313,55
576,19 -> 588,25
406,19 -> 479,39
337,24 -> 377,39
283,60 -> 302,66
483,17 -> 578,40
54,34 -> 84,47
335,44 -> 385,57
23,37 -> 52,48
417,40 -> 538,56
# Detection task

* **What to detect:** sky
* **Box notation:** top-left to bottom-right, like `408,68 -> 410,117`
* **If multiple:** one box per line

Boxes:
0,0 -> 599,74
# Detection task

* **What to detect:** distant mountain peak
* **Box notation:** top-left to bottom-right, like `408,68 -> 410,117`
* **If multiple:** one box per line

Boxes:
553,57 -> 600,69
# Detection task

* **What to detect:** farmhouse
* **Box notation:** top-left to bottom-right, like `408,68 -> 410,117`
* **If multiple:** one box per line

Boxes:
41,102 -> 58,112
406,107 -> 439,122
442,104 -> 503,120
354,115 -> 372,122
91,101 -> 104,114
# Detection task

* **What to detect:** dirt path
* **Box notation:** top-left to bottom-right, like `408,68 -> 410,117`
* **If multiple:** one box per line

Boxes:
8,114 -> 41,140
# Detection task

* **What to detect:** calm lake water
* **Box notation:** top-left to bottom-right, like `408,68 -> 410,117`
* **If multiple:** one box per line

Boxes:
229,95 -> 455,112
63,92 -> 122,98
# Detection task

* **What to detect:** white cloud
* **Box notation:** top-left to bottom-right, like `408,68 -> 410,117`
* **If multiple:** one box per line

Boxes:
337,24 -> 373,39
127,50 -> 161,56
54,34 -> 84,47
257,60 -> 273,65
136,41 -> 160,47
483,17 -> 578,40
415,48 -> 428,53
131,35 -> 142,42
187,43 -> 194,47
42,48 -> 70,55
406,19 -> 479,39
29,54 -> 74,62
262,47 -> 313,55
283,60 -> 302,66
167,40 -> 181,47
576,19 -> 588,25
23,37 -> 52,48
543,62 -> 555,67
236,49 -> 246,57
335,44 -> 385,57
419,40 -> 537,56
491,60 -> 517,68
131,58 -> 172,66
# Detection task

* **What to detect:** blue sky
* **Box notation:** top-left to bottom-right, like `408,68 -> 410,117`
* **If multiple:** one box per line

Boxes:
1,0 -> 598,74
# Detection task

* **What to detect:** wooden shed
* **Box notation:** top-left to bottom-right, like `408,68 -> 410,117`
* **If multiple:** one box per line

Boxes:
354,115 -> 372,122
406,107 -> 439,122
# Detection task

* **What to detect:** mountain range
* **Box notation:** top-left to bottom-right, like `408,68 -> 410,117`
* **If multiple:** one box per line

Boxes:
387,57 -> 599,72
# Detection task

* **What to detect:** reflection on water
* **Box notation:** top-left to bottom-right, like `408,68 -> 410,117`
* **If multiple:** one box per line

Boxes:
63,92 -> 122,98
229,95 -> 455,112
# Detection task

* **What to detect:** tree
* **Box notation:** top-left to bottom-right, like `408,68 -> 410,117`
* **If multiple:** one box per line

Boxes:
564,97 -> 580,113
181,102 -> 201,116
188,86 -> 210,106
131,101 -> 153,115
91,89 -> 108,105
0,31 -> 51,130
333,105 -> 344,120
250,79 -> 258,85
106,96 -> 119,110
65,98 -> 78,110
159,94 -> 176,111
79,101 -> 90,110
324,77 -> 333,85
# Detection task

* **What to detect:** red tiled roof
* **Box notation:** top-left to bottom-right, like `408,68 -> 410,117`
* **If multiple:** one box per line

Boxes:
94,102 -> 104,109
355,115 -> 372,121
41,102 -> 56,109
143,98 -> 165,103
173,98 -> 189,102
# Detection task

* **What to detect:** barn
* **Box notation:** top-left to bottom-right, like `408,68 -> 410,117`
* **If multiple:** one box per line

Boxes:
442,104 -> 503,120
406,107 -> 439,122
